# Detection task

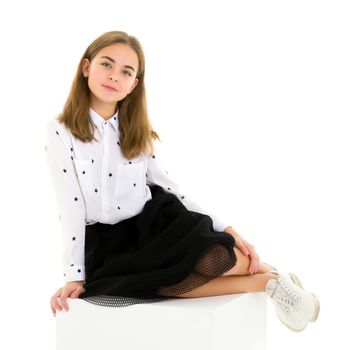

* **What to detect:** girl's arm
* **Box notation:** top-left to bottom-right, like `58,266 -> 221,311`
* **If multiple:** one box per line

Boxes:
146,141 -> 230,232
44,119 -> 87,283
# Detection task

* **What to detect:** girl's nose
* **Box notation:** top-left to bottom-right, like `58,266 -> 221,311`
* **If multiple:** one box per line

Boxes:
108,74 -> 119,82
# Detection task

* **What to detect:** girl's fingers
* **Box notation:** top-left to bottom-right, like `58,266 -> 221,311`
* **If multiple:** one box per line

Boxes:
246,244 -> 260,274
250,262 -> 259,274
59,291 -> 70,311
50,288 -> 63,315
52,289 -> 63,310
51,304 -> 56,317
71,287 -> 83,298
51,285 -> 85,316
236,240 -> 250,256
239,241 -> 253,273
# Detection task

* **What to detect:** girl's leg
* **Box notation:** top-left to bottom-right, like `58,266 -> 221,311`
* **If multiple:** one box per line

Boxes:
219,247 -> 275,276
175,272 -> 278,298
158,246 -> 279,298
170,246 -> 278,298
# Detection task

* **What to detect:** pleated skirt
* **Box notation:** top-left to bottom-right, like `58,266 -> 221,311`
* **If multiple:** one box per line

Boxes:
78,184 -> 237,307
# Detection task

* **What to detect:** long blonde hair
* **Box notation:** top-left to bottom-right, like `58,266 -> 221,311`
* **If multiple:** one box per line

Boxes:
57,30 -> 160,159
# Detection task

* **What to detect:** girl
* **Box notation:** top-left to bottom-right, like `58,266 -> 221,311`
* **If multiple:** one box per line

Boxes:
45,30 -> 319,332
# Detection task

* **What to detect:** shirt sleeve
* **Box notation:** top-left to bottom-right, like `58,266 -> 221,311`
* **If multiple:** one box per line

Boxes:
44,118 -> 86,283
146,141 -> 229,232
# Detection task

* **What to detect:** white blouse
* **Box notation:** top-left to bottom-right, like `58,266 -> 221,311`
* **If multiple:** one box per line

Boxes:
44,107 -> 229,282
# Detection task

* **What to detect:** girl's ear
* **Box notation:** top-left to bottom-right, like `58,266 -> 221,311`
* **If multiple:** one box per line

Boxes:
128,78 -> 139,94
82,58 -> 90,77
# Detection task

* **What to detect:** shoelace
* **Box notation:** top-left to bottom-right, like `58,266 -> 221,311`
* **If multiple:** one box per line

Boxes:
272,278 -> 299,313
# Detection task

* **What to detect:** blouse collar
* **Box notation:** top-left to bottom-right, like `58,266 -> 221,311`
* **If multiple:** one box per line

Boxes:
89,107 -> 119,134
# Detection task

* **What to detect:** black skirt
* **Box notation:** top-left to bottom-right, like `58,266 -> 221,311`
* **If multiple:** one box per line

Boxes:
78,184 -> 237,307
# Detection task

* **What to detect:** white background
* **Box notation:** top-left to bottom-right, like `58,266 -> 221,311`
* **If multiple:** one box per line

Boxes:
0,0 -> 349,348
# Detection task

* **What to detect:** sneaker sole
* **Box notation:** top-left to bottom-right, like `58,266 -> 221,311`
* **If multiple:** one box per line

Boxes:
288,272 -> 320,323
276,314 -> 308,332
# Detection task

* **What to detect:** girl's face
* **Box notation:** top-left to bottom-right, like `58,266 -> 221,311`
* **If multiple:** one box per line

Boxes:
82,43 -> 139,113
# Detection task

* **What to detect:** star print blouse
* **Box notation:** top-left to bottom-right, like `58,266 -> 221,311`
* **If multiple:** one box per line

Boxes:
44,107 -> 229,283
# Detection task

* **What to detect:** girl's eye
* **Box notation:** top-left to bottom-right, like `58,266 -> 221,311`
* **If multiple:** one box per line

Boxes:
101,63 -> 132,77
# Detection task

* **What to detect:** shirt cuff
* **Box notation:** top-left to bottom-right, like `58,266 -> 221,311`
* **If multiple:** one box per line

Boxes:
212,219 -> 230,233
63,264 -> 85,283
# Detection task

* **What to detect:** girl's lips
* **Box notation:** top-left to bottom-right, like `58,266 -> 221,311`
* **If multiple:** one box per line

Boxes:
102,85 -> 117,92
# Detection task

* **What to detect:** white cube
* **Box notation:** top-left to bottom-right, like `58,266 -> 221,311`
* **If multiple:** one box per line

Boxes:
56,292 -> 267,350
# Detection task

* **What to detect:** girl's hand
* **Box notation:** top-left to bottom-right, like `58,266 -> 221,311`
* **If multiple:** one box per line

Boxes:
224,226 -> 261,274
50,281 -> 86,317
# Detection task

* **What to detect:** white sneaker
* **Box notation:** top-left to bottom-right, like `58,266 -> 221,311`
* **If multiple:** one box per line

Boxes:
265,272 -> 320,332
